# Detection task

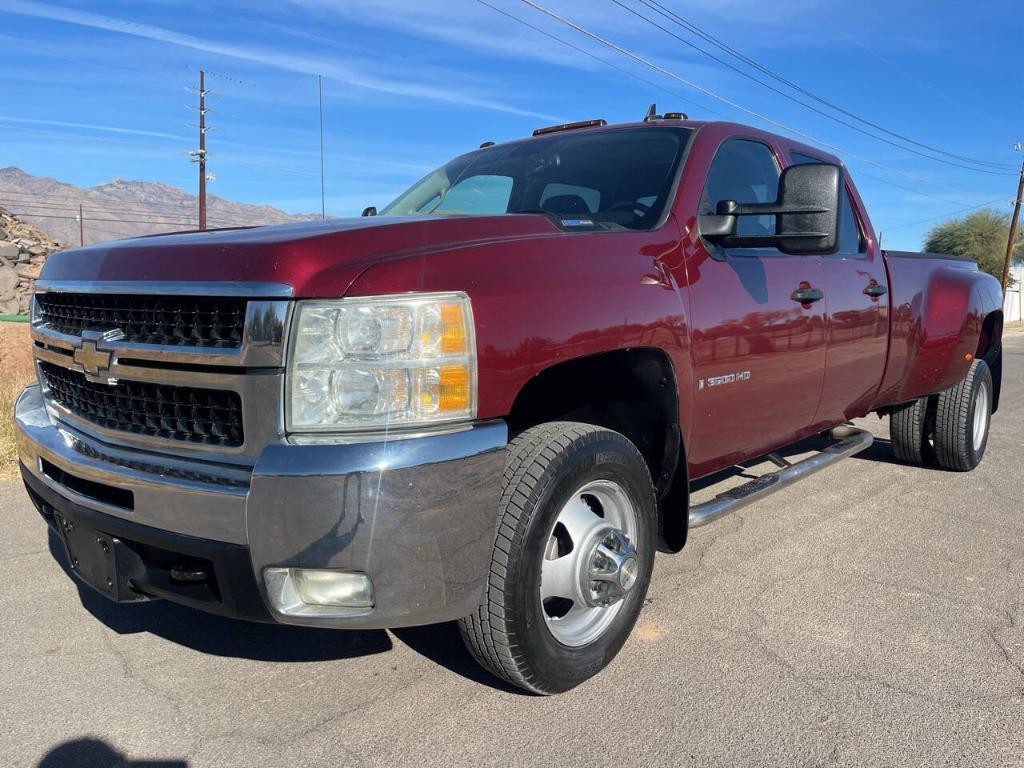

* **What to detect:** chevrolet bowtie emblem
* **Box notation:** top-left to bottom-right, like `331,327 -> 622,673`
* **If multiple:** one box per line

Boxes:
73,338 -> 113,376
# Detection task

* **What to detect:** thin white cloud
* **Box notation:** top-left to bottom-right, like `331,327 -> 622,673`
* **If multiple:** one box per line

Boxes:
0,0 -> 560,121
285,0 -> 613,70
0,115 -> 187,141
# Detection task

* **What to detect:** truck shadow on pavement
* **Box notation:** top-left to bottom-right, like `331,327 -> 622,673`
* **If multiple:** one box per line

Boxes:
842,435 -> 947,471
38,737 -> 187,768
391,622 -> 530,695
47,530 -> 393,663
45,531 -> 523,691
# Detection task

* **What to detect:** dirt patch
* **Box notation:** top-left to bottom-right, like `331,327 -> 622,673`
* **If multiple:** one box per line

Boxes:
0,322 -> 33,474
632,622 -> 667,642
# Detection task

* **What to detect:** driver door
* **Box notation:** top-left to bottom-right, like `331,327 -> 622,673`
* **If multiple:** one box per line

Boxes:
684,138 -> 827,477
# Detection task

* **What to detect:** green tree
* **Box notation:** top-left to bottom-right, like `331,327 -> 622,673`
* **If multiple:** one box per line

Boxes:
924,208 -> 1021,282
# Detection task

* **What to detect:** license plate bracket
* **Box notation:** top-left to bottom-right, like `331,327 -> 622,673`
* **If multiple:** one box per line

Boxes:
55,512 -> 137,601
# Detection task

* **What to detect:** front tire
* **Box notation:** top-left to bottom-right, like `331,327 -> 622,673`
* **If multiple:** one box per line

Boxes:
459,422 -> 657,694
933,359 -> 992,471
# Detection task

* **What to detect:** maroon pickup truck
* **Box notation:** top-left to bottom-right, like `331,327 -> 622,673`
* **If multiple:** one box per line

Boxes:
15,115 -> 1003,694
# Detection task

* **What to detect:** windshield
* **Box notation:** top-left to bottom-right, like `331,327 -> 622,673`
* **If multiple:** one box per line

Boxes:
382,127 -> 692,230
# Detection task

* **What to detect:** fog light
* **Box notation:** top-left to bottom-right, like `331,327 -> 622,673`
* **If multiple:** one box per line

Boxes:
293,569 -> 373,607
264,567 -> 374,617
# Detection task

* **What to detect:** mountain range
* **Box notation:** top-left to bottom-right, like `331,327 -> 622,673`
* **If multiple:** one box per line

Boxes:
0,167 -> 318,247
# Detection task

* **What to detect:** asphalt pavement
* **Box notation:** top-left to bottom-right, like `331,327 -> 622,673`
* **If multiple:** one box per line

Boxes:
2,329 -> 1022,768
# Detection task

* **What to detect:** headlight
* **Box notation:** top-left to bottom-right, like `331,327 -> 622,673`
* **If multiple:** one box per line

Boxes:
286,292 -> 476,432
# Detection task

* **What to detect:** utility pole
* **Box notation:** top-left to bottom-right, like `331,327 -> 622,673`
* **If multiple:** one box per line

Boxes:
318,74 -> 326,220
77,203 -> 84,246
188,70 -> 210,229
198,69 -> 208,230
1001,147 -> 1024,298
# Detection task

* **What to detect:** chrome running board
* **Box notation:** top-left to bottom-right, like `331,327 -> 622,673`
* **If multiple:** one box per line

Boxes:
688,426 -> 874,529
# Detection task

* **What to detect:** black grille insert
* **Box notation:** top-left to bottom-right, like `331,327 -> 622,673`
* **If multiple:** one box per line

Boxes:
40,361 -> 244,447
36,293 -> 247,348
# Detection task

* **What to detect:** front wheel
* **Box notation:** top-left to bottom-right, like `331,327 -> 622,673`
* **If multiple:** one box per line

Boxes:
459,422 -> 657,694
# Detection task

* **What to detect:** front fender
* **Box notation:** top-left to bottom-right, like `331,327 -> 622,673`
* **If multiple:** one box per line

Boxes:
342,228 -> 693,423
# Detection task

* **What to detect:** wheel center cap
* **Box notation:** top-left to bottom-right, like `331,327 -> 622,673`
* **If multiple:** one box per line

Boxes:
618,556 -> 638,590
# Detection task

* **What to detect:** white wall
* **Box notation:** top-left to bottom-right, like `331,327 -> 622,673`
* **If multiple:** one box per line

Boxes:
1004,264 -> 1024,324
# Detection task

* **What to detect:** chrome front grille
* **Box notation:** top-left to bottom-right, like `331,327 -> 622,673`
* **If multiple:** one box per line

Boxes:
39,361 -> 244,447
31,281 -> 292,460
35,292 -> 247,348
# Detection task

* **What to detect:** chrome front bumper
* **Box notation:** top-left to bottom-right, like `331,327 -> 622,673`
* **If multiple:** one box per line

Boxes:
15,384 -> 508,629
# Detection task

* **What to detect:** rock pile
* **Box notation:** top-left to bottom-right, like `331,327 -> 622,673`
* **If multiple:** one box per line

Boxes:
0,207 -> 61,316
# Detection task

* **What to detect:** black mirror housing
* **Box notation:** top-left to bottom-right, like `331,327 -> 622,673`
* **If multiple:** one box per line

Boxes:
362,206 -> 377,217
697,163 -> 842,256
774,163 -> 841,255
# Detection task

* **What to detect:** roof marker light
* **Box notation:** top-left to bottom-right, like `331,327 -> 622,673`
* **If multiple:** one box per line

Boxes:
532,119 -> 607,137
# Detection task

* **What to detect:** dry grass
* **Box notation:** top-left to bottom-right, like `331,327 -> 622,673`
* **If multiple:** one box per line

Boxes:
0,322 -> 34,475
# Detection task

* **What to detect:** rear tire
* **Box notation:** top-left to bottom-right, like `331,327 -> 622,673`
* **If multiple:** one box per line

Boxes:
459,422 -> 657,694
933,359 -> 992,471
889,397 -> 932,466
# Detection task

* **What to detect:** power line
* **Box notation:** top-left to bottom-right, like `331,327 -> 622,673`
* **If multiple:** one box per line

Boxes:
0,190 -> 289,224
11,207 -> 272,239
474,0 -> 730,120
8,210 -> 196,226
847,169 -> 962,207
1,200 -> 258,229
632,0 -> 1016,172
880,197 -> 1010,233
845,36 -> 1010,134
0,196 -> 197,218
2,122 -> 374,180
614,0 -> 1014,176
515,0 -> 1003,201
475,0 -> 981,211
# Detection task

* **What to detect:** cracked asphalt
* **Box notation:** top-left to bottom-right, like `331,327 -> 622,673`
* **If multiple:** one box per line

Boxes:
2,328 -> 1022,768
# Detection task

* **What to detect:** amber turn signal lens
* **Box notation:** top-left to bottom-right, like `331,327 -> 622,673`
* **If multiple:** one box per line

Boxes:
440,303 -> 467,354
438,364 -> 470,412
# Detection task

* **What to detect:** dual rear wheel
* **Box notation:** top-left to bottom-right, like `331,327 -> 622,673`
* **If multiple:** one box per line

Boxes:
889,359 -> 993,471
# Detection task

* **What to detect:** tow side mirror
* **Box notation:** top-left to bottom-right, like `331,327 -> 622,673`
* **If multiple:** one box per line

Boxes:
698,163 -> 841,256
362,206 -> 377,217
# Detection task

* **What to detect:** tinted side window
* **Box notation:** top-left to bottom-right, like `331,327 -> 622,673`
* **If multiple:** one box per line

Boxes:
790,151 -> 865,255
701,139 -> 780,238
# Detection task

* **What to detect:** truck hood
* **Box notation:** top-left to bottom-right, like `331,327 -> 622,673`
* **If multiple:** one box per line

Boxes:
39,215 -> 560,297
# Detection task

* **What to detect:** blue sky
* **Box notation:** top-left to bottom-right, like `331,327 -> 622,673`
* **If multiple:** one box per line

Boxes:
1,0 -> 1021,250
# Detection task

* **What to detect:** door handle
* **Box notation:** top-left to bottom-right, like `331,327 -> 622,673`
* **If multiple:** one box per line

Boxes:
791,287 -> 824,304
863,282 -> 888,298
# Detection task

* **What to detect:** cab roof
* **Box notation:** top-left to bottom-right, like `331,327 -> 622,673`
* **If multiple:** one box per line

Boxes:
482,117 -> 843,168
